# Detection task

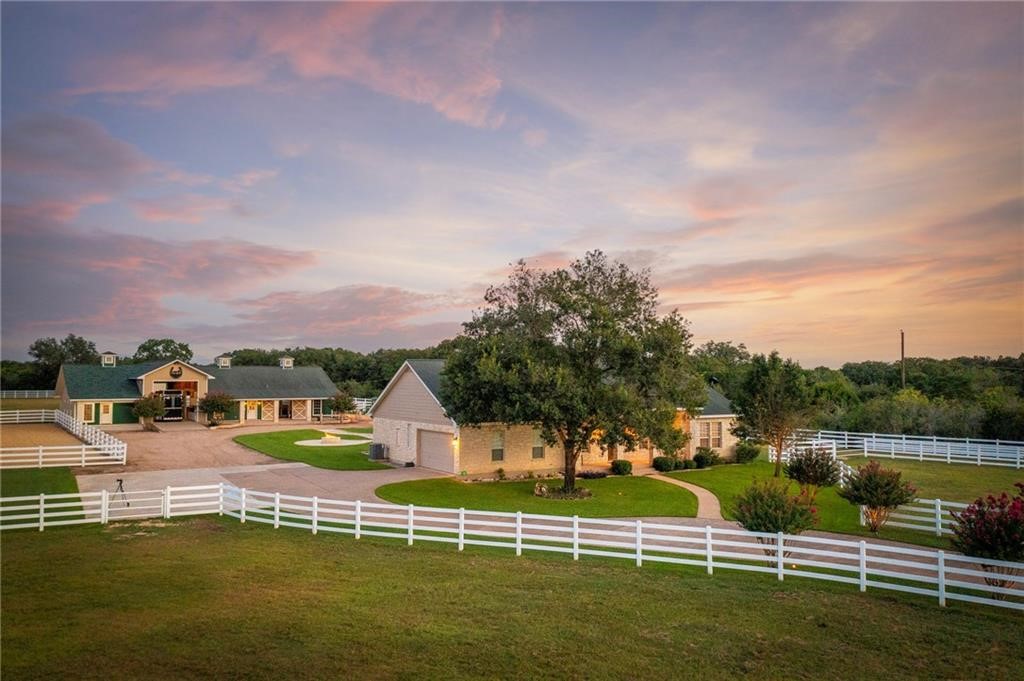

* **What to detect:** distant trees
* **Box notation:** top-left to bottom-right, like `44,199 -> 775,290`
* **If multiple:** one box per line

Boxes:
24,334 -> 100,387
133,338 -> 193,363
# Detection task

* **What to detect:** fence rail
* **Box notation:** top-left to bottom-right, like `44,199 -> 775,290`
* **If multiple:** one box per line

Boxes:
859,498 -> 970,537
0,410 -> 126,468
2,483 -> 1021,611
797,429 -> 1024,468
352,397 -> 376,413
0,390 -> 55,399
768,439 -> 856,484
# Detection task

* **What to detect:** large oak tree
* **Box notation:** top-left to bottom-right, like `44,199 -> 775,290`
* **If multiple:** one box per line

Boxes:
440,251 -> 705,491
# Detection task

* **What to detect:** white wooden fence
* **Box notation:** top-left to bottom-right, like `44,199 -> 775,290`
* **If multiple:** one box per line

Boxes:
858,498 -> 970,537
768,439 -> 855,484
2,483 -> 1021,611
352,397 -> 376,413
0,410 -> 127,468
0,390 -> 55,399
797,429 -> 1024,469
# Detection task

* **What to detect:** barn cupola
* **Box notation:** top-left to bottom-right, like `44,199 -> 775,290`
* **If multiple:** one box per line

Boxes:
100,351 -> 117,367
279,355 -> 294,369
215,354 -> 232,369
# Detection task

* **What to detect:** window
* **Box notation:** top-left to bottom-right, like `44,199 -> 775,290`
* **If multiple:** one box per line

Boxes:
101,403 -> 111,415
699,421 -> 711,449
532,430 -> 545,459
83,403 -> 94,422
312,399 -> 322,417
491,430 -> 505,462
711,422 -> 723,449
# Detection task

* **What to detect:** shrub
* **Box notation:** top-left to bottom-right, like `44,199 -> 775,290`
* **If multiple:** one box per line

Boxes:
652,456 -> 676,473
132,393 -> 164,431
732,479 -> 816,555
674,458 -> 687,470
329,391 -> 357,414
784,445 -> 842,504
693,447 -> 721,469
198,391 -> 235,425
496,467 -> 506,481
734,440 -> 761,464
838,461 -> 917,532
610,459 -> 632,476
951,483 -> 1024,596
579,470 -> 609,479
682,459 -> 697,470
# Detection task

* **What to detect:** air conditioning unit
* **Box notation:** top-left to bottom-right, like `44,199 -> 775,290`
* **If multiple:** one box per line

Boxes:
368,443 -> 389,460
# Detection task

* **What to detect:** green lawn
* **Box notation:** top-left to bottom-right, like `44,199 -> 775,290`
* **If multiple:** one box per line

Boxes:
2,519 -> 1021,680
338,425 -> 372,434
233,429 -> 387,470
669,461 -> 954,548
376,476 -> 698,517
842,456 -> 1022,502
0,398 -> 60,411
1,467 -> 79,496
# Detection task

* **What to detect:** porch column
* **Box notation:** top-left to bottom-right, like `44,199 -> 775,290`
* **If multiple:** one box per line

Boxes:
305,399 -> 312,421
239,401 -> 246,424
273,400 -> 279,423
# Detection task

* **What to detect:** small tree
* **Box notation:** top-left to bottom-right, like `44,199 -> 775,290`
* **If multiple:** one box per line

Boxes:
733,352 -> 811,478
784,445 -> 841,505
329,391 -> 357,414
838,461 -> 917,532
733,479 -> 816,558
132,393 -> 165,431
198,392 -> 236,425
951,483 -> 1024,597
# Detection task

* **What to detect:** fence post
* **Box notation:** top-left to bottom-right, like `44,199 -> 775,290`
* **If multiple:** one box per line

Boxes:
164,486 -> 171,519
218,482 -> 224,516
515,511 -> 522,556
274,492 -> 280,529
946,442 -> 951,464
458,507 -> 465,551
863,440 -> 867,456
937,550 -> 946,607
572,515 -> 580,561
858,505 -> 865,527
705,525 -> 714,575
312,497 -> 318,535
407,504 -> 414,545
81,444 -> 86,467
240,488 -> 247,523
934,498 -> 943,537
859,541 -> 867,592
976,445 -> 981,466
38,493 -> 45,531
355,499 -> 362,539
101,489 -> 109,524
918,443 -> 923,461
636,520 -> 643,567
777,532 -> 784,581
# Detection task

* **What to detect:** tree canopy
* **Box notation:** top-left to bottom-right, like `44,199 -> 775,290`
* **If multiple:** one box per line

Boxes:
133,338 -> 193,363
440,251 -> 706,491
26,334 -> 99,386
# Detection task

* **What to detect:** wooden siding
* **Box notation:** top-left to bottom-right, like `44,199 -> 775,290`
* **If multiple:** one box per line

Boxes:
372,368 -> 449,426
140,361 -> 210,397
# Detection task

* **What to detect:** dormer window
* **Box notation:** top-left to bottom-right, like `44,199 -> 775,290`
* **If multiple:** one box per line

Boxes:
279,356 -> 294,369
101,352 -> 117,367
216,355 -> 232,369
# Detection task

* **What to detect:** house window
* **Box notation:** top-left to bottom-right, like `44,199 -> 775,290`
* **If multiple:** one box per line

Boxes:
491,430 -> 505,462
101,404 -> 110,415
532,430 -> 545,459
83,404 -> 94,422
312,399 -> 322,417
711,422 -> 723,449
699,421 -> 711,449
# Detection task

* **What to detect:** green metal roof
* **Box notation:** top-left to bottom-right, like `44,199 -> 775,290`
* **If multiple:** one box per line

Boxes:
60,362 -> 338,400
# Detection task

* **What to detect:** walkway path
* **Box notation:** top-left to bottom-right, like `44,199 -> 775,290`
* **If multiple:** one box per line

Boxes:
647,473 -> 723,520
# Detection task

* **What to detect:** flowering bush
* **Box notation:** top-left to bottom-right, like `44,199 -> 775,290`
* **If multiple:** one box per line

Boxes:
951,483 -> 1024,596
733,479 -> 816,559
784,445 -> 842,505
837,461 -> 916,532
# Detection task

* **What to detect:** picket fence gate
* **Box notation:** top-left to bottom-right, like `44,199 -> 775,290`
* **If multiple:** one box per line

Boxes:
2,483 -> 1021,612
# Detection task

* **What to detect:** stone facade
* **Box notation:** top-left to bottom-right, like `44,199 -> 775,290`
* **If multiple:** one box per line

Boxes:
373,416 -> 455,466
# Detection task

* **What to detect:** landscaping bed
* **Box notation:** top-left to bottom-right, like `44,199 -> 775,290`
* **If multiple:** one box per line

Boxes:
233,429 -> 387,470
2,518 -> 1021,680
376,476 -> 698,517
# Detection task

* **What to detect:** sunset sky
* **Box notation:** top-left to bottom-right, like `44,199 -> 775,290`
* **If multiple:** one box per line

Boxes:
2,2 -> 1022,367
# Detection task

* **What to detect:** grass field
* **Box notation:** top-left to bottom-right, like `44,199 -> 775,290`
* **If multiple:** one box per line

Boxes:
0,467 -> 79,496
234,429 -> 387,470
0,398 -> 60,411
842,456 -> 1023,501
669,458 -> 1023,548
376,476 -> 698,517
2,518 -> 1021,680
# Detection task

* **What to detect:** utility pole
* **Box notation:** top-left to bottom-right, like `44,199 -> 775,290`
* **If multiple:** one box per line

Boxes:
900,329 -> 906,389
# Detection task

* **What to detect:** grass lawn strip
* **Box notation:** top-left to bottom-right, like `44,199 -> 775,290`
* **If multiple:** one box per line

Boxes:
234,429 -> 388,470
841,455 -> 1023,501
376,476 -> 698,517
2,518 -> 1021,680
1,467 -> 79,496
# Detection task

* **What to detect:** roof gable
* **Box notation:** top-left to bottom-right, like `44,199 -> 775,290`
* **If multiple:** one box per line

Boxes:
698,385 -> 735,417
369,359 -> 447,417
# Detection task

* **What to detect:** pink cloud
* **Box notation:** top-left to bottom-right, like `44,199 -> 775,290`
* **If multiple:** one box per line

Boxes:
131,194 -> 234,223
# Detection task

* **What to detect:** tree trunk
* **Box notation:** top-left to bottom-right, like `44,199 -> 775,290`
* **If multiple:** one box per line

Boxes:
773,436 -> 784,477
563,440 -> 577,491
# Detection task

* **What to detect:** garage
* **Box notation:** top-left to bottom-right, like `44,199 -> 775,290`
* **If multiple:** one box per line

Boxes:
417,430 -> 454,473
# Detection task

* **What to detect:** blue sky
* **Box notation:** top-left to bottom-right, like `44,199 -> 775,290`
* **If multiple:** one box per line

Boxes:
2,2 -> 1021,365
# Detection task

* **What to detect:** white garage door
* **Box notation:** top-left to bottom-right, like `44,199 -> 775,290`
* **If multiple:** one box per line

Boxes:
417,430 -> 454,473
